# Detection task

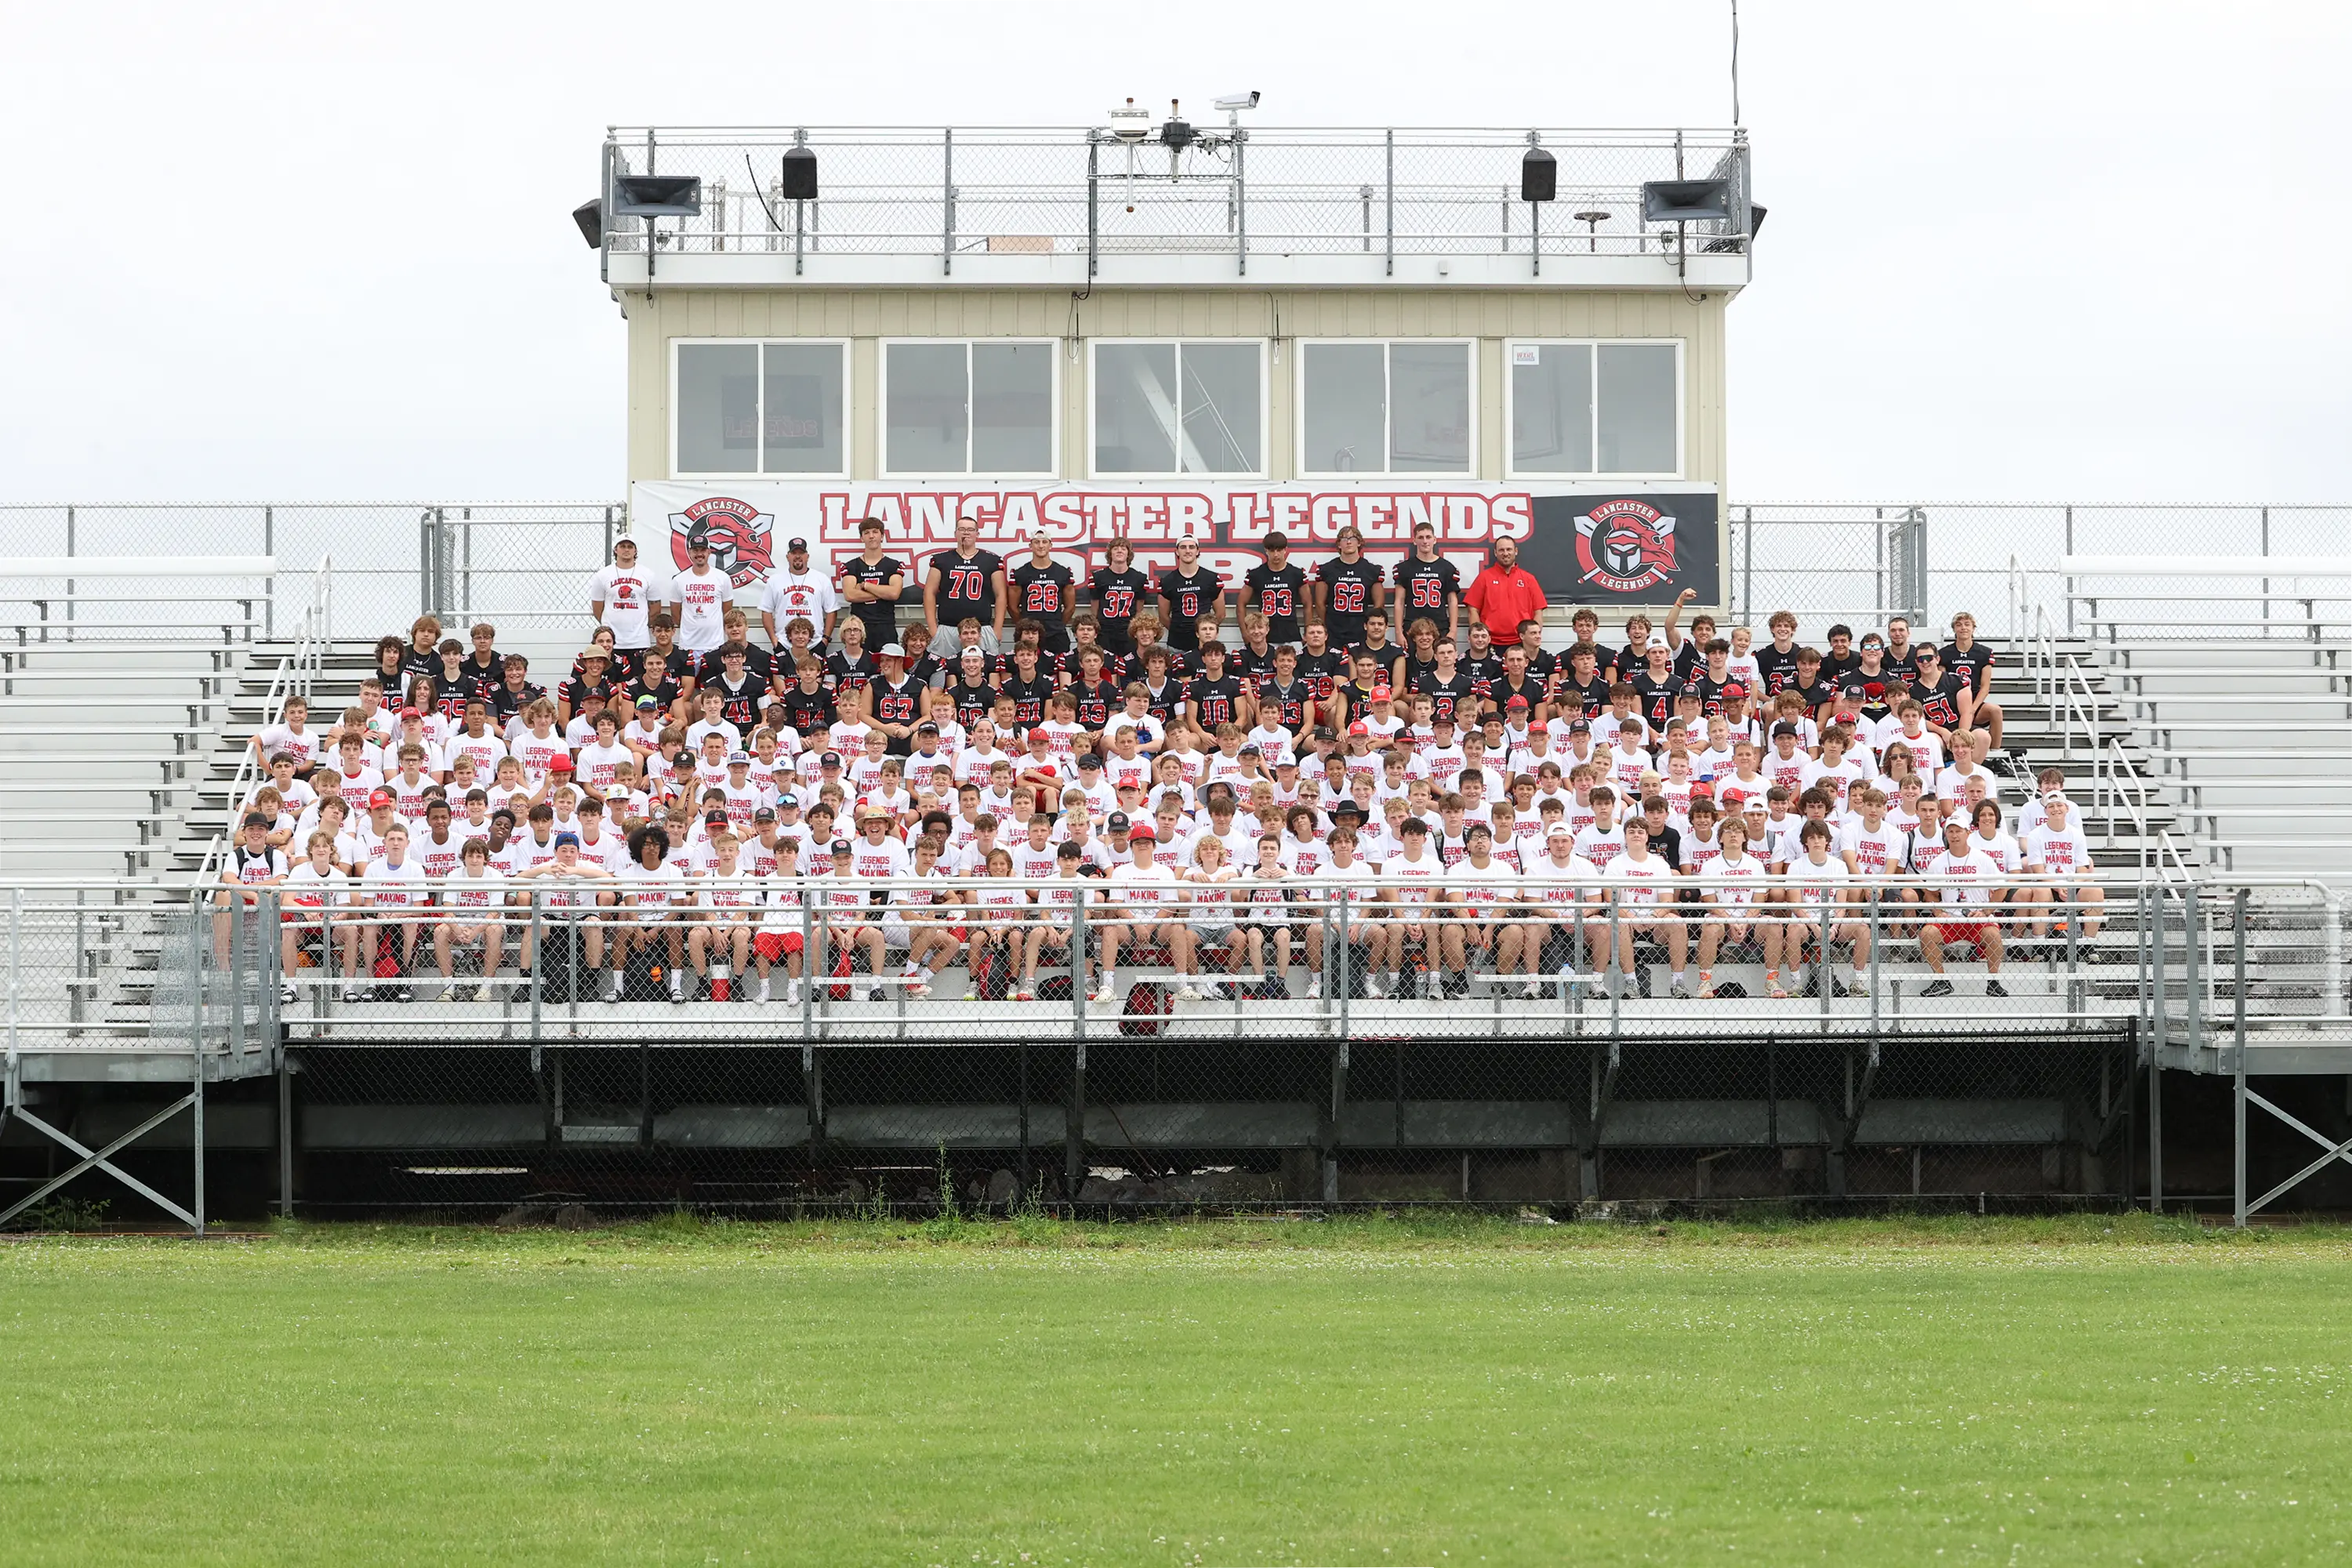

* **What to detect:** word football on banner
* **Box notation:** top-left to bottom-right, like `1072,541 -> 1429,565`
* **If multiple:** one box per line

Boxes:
631,481 -> 1721,607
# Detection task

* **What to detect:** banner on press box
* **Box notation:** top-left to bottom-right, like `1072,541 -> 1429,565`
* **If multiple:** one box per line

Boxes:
630,481 -> 1721,607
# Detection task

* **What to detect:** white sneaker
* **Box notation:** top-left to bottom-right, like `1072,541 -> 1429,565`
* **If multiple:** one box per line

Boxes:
755,978 -> 771,1006
786,980 -> 803,1006
1173,984 -> 1202,1004
1094,972 -> 1116,1002
1520,979 -> 1541,1000
1305,975 -> 1322,999
1365,975 -> 1385,999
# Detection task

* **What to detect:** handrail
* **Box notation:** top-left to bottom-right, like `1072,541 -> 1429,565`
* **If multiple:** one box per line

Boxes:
194,557 -> 331,883
2025,597 -> 2196,885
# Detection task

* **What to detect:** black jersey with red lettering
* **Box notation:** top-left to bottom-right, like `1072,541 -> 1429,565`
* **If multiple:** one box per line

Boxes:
777,684 -> 837,735
999,672 -> 1057,728
1295,648 -> 1348,705
1186,674 -> 1245,731
825,649 -> 877,700
1240,561 -> 1309,644
1755,642 -> 1803,695
946,677 -> 997,730
1007,559 -> 1074,625
1940,641 -> 1995,696
432,679 -> 474,724
1086,566 -> 1150,650
1489,673 -> 1546,720
1790,677 -> 1835,717
1314,556 -> 1385,648
1230,644 -> 1279,699
1684,672 -> 1730,717
1413,670 -> 1479,726
1398,652 -> 1440,694
1555,671 -> 1613,720
619,670 -> 681,717
490,680 -> 548,727
1138,678 -> 1184,728
1631,672 -> 1683,730
1257,677 -> 1312,732
1350,638 -> 1404,685
1460,649 -> 1507,698
1070,679 -> 1120,731
868,673 -> 924,731
695,644 -> 775,686
1154,568 -> 1221,650
1393,555 -> 1461,629
1912,670 -> 1966,730
931,547 -> 1002,627
706,672 -> 771,729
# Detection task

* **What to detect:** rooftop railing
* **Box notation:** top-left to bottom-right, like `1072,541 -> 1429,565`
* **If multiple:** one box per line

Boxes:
597,125 -> 1753,275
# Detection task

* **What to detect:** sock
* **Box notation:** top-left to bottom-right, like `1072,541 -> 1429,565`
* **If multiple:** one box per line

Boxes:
1671,970 -> 1687,988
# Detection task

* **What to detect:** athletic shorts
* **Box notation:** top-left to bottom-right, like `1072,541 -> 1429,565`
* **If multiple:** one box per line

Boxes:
1191,922 -> 1236,946
753,931 -> 804,962
1934,920 -> 1991,948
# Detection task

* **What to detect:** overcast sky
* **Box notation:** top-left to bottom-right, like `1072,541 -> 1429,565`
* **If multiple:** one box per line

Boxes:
2,1 -> 2339,504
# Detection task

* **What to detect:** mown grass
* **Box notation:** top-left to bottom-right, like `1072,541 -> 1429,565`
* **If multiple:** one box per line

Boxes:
2,1214 -> 2347,1565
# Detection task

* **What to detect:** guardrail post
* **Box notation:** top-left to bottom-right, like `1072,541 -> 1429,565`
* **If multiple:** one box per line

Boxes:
1233,128 -> 1247,277
264,505 -> 275,640
1334,886 -> 1350,1041
1068,887 -> 1087,1201
1086,134 -> 1099,280
528,891 -> 543,1045
2185,884 -> 2203,1054
1383,129 -> 1394,278
64,505 -> 74,641
2151,886 -> 2166,1213
941,128 -> 954,278
7,888 -> 19,1088
2233,886 -> 2249,1229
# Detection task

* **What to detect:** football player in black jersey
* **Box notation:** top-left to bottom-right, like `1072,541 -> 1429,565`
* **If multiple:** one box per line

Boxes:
1086,537 -> 1150,655
1788,648 -> 1833,724
1295,619 -> 1350,710
1490,645 -> 1548,724
777,656 -> 838,736
1241,532 -> 1310,645
1069,646 -> 1121,731
945,645 -> 997,729
1255,644 -> 1315,735
702,644 -> 771,731
1392,520 -> 1461,642
1154,535 -> 1223,654
1907,644 -> 1967,740
1629,641 -> 1684,731
1551,643 -> 1612,720
1352,610 -> 1405,688
864,643 -> 926,754
1756,610 -> 1803,695
1459,620 -> 1508,699
1185,641 -> 1247,734
1818,624 -> 1861,686
1509,617 -> 1557,687
1412,633 -> 1479,728
1006,531 -> 1075,652
1940,612 -> 2003,750
825,623 -> 879,704
996,642 -> 1058,729
1313,524 -> 1386,651
925,517 -> 1006,648
837,518 -> 907,652
1396,616 -> 1444,693
1882,616 -> 1922,684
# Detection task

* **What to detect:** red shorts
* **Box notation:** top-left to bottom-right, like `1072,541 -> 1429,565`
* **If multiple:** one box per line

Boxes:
753,931 -> 805,961
1934,920 -> 1990,949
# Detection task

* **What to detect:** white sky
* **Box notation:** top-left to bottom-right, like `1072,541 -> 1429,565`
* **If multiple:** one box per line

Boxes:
1,0 -> 2340,504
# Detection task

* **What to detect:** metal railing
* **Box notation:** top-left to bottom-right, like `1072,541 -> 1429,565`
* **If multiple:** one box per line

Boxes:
600,125 -> 1753,274
195,558 -> 332,883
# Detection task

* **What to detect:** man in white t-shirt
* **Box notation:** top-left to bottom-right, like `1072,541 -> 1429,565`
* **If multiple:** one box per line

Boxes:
589,536 -> 667,652
1917,818 -> 2006,997
432,837 -> 508,1000
1767,818 -> 1868,1000
669,531 -> 735,653
2021,793 -> 2103,943
1099,824 -> 1197,1003
757,535 -> 840,648
1599,818 -> 1686,998
354,822 -> 430,1001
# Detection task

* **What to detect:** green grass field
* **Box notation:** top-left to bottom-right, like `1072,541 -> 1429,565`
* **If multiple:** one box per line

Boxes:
3,1214 -> 2347,1565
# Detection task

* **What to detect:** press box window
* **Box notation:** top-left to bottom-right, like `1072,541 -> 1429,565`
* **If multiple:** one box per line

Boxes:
884,340 -> 1056,474
1298,341 -> 1472,476
1508,340 -> 1679,476
673,342 -> 846,476
1092,342 -> 1263,475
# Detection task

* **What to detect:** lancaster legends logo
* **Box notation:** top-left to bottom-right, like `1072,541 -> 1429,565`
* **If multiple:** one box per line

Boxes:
1573,499 -> 1679,595
668,496 -> 776,589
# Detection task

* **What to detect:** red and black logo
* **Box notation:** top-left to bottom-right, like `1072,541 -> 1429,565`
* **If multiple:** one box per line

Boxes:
1573,499 -> 1679,595
668,496 -> 776,589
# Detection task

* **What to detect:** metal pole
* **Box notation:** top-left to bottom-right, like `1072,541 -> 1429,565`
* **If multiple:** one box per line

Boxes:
189,890 -> 206,1237
1068,887 -> 1089,1200
1087,135 -> 1099,280
1233,129 -> 1247,278
941,128 -> 954,277
264,505 -> 275,641
1741,507 -> 1754,625
2234,886 -> 2249,1229
64,505 -> 74,639
6,888 -> 18,1082
2185,884 -> 2203,1054
2151,887 -> 2165,1213
528,891 -> 543,1044
2259,506 -> 2271,637
800,881 -> 815,1037
1383,130 -> 1394,278
2063,506 -> 2074,635
1335,886 -> 1351,1041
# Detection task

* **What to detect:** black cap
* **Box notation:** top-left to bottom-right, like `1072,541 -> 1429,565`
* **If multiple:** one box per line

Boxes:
1568,718 -> 1592,733
753,806 -> 777,822
1841,682 -> 1867,699
1106,811 -> 1131,832
705,810 -> 729,826
1772,720 -> 1801,739
829,839 -> 853,855
241,811 -> 270,829
787,537 -> 808,550
1076,751 -> 1102,769
1311,726 -> 1337,742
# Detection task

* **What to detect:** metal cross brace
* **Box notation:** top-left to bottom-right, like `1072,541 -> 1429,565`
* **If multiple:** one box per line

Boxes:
2244,1087 -> 2352,1218
0,1094 -> 201,1233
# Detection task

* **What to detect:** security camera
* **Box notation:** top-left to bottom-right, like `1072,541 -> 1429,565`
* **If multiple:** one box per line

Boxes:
1214,91 -> 1261,111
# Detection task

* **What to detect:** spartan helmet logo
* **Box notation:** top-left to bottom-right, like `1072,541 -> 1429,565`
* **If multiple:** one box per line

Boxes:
668,496 -> 777,590
1573,499 -> 1679,595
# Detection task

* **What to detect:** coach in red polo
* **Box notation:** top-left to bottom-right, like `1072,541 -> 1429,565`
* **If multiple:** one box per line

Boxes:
1465,537 -> 1547,643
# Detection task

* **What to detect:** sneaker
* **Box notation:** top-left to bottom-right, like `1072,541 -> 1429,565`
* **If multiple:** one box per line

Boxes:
669,972 -> 685,1003
604,971 -> 623,1004
1767,979 -> 1788,1000
1835,975 -> 1861,999
868,986 -> 888,1002
1093,973 -> 1116,1003
1014,985 -> 1036,1002
342,983 -> 366,1004
1261,975 -> 1289,1000
1985,978 -> 2009,998
1173,984 -> 1202,1004
963,987 -> 981,1002
1520,978 -> 1541,1000
1921,978 -> 1955,998
1305,975 -> 1322,999
785,981 -> 803,1007
279,982 -> 297,1006
1697,980 -> 1717,1000
1670,979 -> 1693,1000
908,982 -> 932,1000
756,978 -> 771,1006
1365,975 -> 1385,999
393,985 -> 412,1004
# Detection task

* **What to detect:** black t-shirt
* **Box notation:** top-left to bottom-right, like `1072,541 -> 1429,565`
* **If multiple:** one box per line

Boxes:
1398,652 -> 1442,693
1087,566 -> 1150,649
1883,644 -> 1922,684
999,671 -> 1057,728
1460,650 -> 1508,698
840,554 -> 906,644
1314,556 -> 1385,648
1613,642 -> 1652,683
1230,644 -> 1279,699
1819,649 -> 1863,687
1352,639 -> 1404,688
1186,674 -> 1246,731
706,671 -> 771,729
1241,561 -> 1309,644
1941,641 -> 1994,696
1392,556 -> 1461,632
1413,670 -> 1479,727
1138,678 -> 1184,728
1554,670 -> 1612,720
777,685 -> 837,735
1515,646 -> 1559,686
1154,567 -> 1222,650
490,680 -> 547,726
901,651 -> 944,688
1912,670 -> 1966,730
932,547 -> 1003,626
619,672 -> 681,717
1790,677 -> 1835,717
1070,679 -> 1120,731
1007,559 -> 1074,626
946,677 -> 996,730
1685,672 -> 1730,717
1642,822 -> 1685,870
1755,643 -> 1803,695
461,651 -> 505,696
826,649 -> 878,700
1631,672 -> 1683,730
1257,677 -> 1312,732
1490,673 -> 1547,720
1296,649 -> 1348,705
399,650 -> 443,689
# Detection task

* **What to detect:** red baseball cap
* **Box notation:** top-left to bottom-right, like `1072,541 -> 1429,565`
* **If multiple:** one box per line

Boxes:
1721,683 -> 1747,700
397,706 -> 421,720
1347,720 -> 1370,737
1128,824 -> 1158,843
547,753 -> 573,771
368,786 -> 395,808
1370,685 -> 1393,702
1028,727 -> 1051,744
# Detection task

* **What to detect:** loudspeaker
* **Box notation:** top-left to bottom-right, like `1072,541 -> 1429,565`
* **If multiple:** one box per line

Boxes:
1519,147 -> 1557,204
1641,178 -> 1732,223
571,198 -> 603,249
612,174 -> 702,218
779,145 -> 818,201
